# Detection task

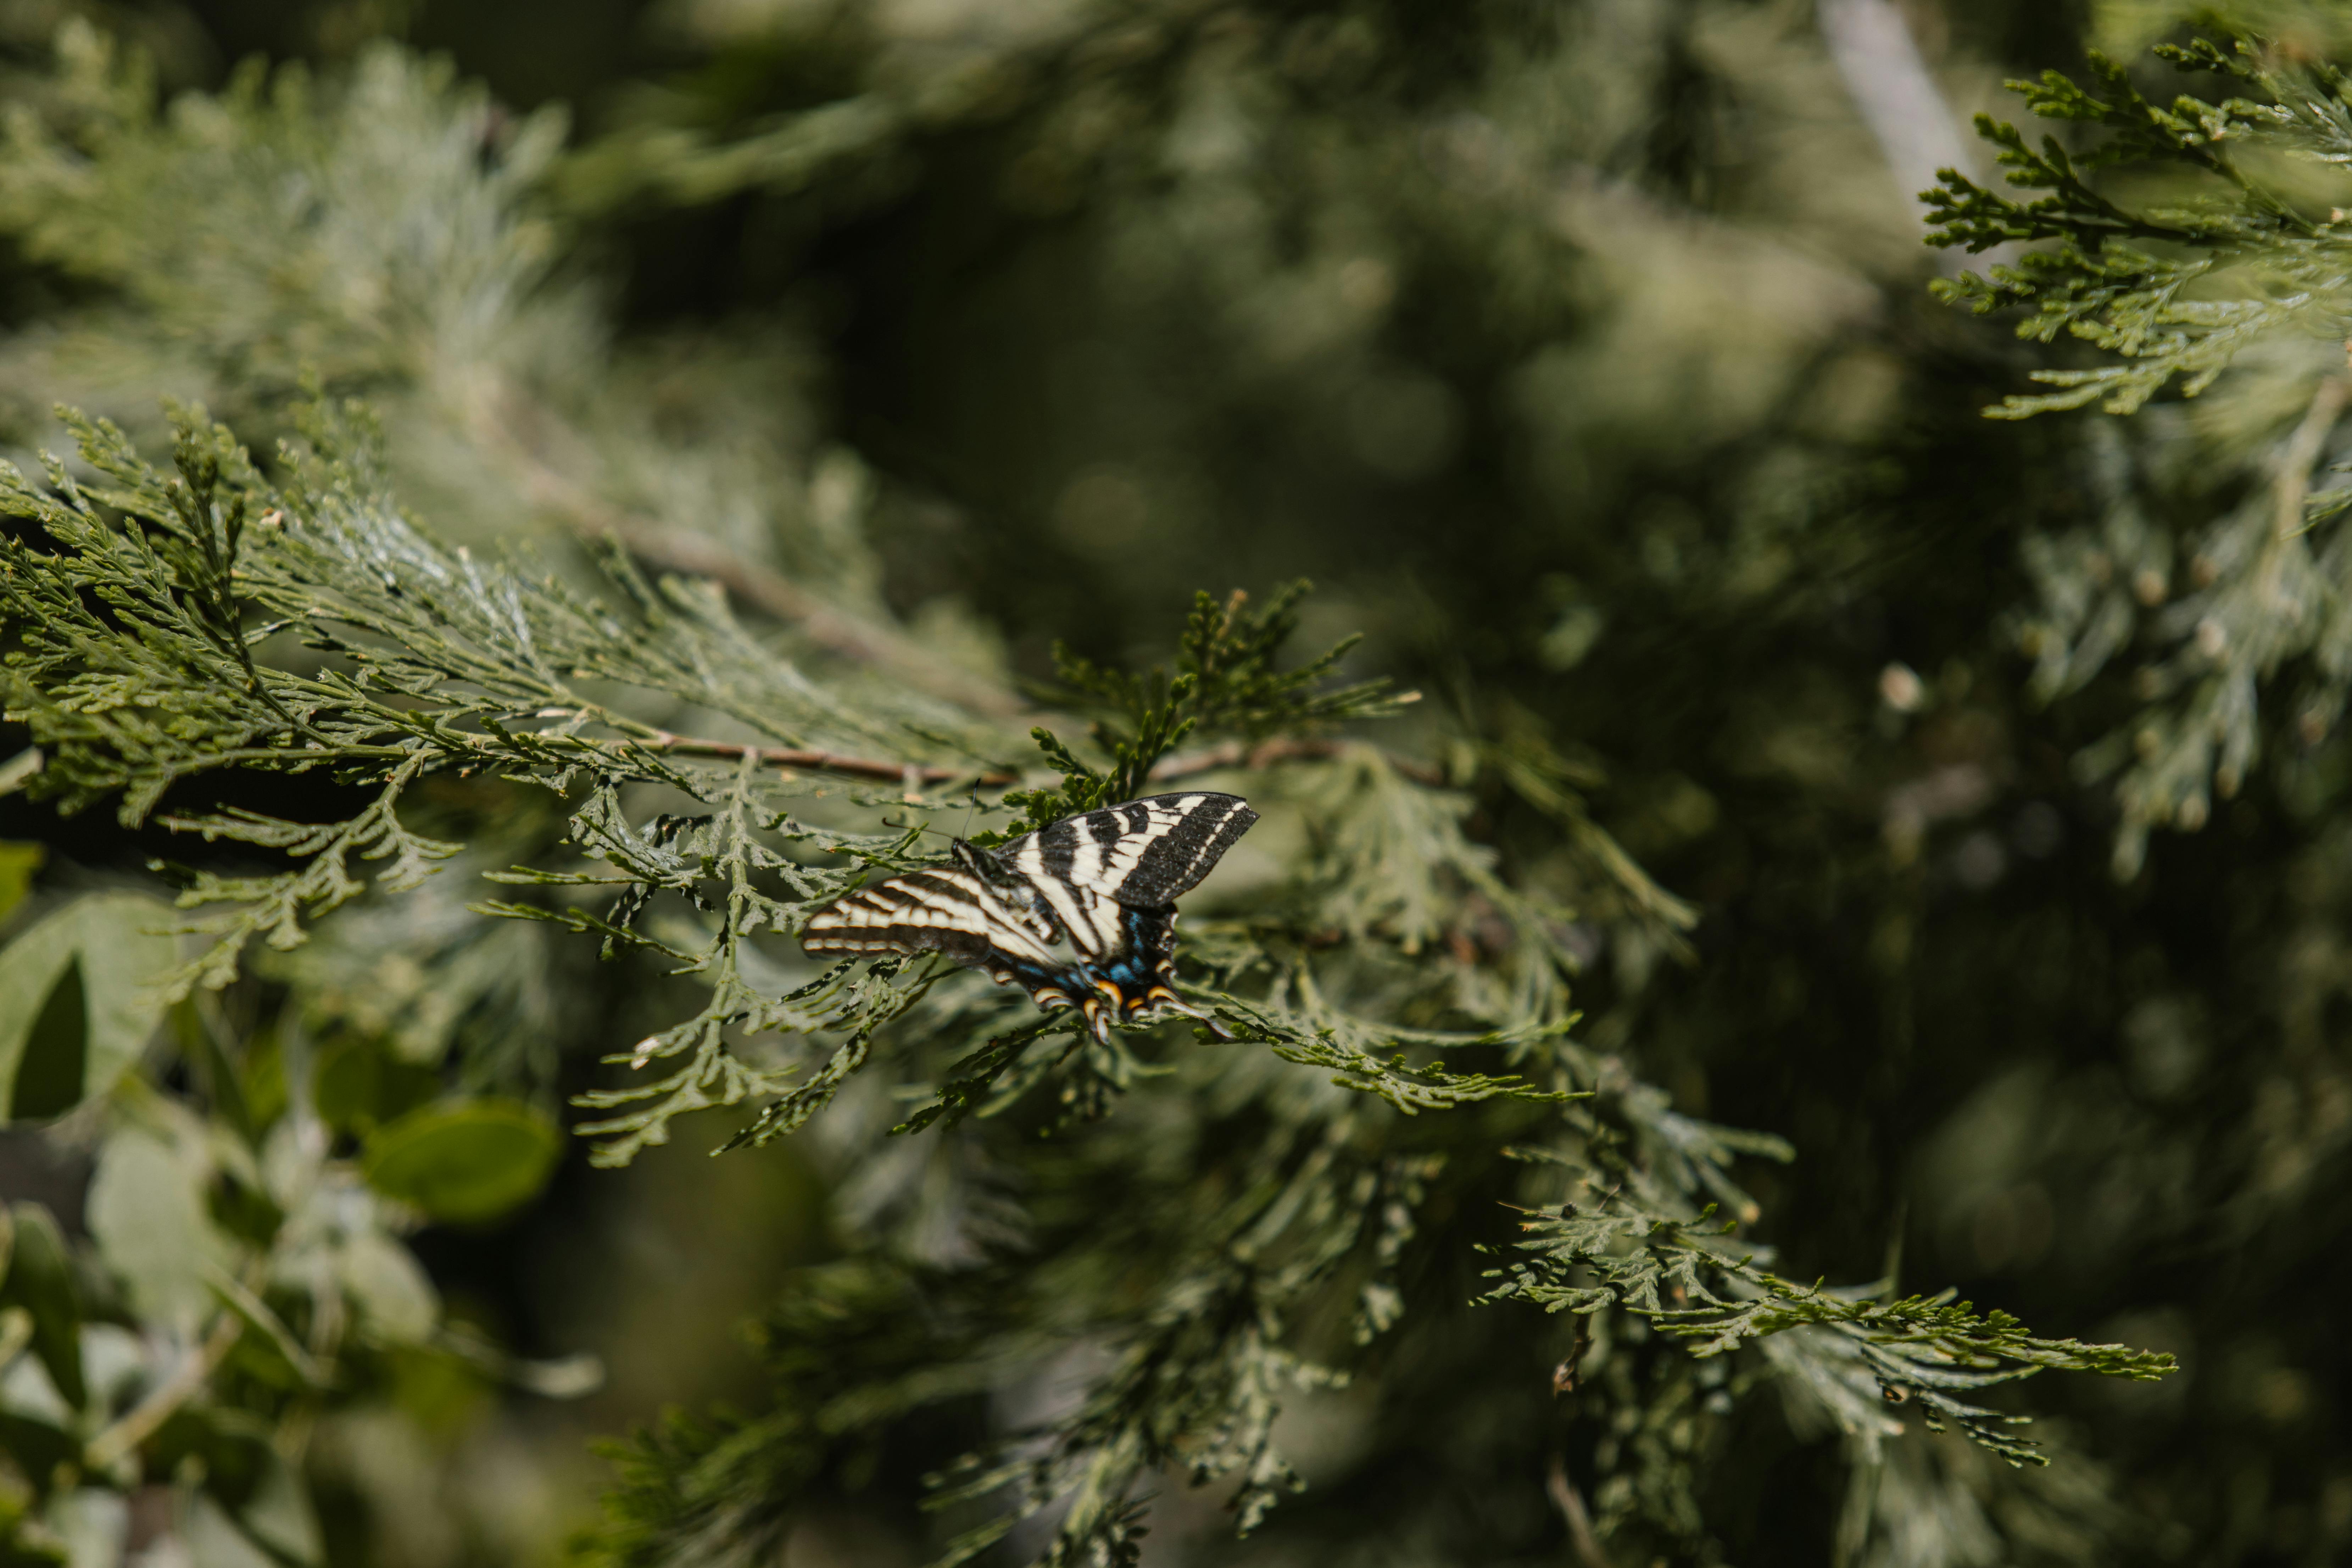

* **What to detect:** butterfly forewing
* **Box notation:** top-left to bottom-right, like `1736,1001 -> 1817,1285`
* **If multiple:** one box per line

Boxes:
801,867 -> 1060,970
1000,791 -> 1257,908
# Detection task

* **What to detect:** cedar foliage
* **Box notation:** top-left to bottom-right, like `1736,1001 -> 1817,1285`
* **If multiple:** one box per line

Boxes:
2,2 -> 2349,1566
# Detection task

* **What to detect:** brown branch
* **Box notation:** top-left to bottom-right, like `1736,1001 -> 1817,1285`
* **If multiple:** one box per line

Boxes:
1147,736 -> 1445,787
648,733 -> 1365,788
447,389 -> 1469,789
467,383 -> 1025,718
613,732 -> 1448,794
637,729 -> 1017,787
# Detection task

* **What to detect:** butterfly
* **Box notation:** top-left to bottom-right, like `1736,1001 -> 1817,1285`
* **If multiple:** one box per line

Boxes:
801,792 -> 1257,1042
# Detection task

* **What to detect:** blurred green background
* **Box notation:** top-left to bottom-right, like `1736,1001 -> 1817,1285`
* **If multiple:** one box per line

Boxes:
2,0 -> 2348,1563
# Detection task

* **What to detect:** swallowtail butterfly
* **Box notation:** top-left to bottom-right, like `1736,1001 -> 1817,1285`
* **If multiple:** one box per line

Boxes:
801,792 -> 1256,1042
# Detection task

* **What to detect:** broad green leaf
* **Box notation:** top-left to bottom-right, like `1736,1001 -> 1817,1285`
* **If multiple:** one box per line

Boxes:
229,1449 -> 322,1566
37,1488 -> 121,1567
239,1032 -> 288,1137
310,1040 -> 437,1136
171,1006 -> 256,1151
0,1204 -> 84,1410
334,1230 -> 437,1343
87,1127 -> 234,1339
0,1411 -> 75,1501
0,893 -> 178,1125
185,1491 -> 276,1568
11,961 -> 86,1123
0,750 -> 40,801
76,1324 -> 152,1421
310,1042 -> 379,1135
360,1099 -> 562,1224
0,843 -> 39,922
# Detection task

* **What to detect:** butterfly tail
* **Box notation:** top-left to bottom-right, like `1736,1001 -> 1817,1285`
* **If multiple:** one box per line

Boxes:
1146,990 -> 1234,1040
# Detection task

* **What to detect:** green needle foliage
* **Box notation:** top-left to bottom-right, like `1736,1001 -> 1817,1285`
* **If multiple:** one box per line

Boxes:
1929,27 -> 2352,871
994,583 -> 1404,835
1479,1174 -> 2172,1466
4,3 -> 2302,1565
0,391 -> 2167,1563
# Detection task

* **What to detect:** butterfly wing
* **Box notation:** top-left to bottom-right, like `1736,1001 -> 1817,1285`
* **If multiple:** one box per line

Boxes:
997,792 -> 1257,908
801,865 -> 1063,981
801,793 -> 1252,1040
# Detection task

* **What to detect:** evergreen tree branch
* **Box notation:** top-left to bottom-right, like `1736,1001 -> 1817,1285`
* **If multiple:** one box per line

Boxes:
0,19 -> 2203,1566
1928,27 -> 2352,869
1476,1159 -> 2174,1467
468,384 -> 1026,718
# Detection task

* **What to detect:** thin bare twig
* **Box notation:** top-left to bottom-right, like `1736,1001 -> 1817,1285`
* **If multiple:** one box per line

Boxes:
636,729 -> 1017,787
468,382 -> 1024,718
455,390 -> 1461,789
1147,736 -> 1445,786
85,1311 -> 243,1471
1545,1452 -> 1615,1568
203,1264 -> 328,1386
2247,373 -> 2350,624
2274,373 -> 2350,541
604,732 -> 1446,792
1817,0 -> 1999,276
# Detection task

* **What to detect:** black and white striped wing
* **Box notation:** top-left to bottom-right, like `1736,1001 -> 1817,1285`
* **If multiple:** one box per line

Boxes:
800,865 -> 1059,976
997,792 -> 1258,909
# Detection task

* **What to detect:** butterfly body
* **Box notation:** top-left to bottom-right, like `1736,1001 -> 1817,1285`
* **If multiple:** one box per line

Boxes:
802,792 -> 1256,1041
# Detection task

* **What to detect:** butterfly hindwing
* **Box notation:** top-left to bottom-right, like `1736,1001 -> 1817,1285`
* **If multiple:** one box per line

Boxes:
999,791 -> 1257,908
